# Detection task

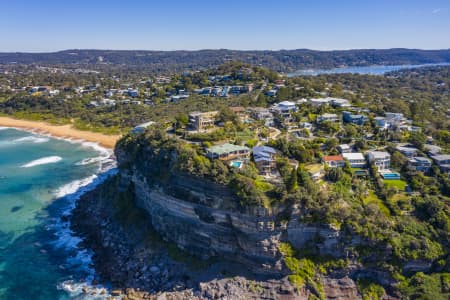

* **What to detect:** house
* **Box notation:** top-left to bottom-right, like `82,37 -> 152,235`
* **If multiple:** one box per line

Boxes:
338,144 -> 352,153
171,95 -> 189,102
229,106 -> 248,122
375,112 -> 408,130
271,101 -> 297,113
132,121 -> 155,134
342,153 -> 366,168
425,145 -> 441,156
374,117 -> 388,129
301,122 -> 313,130
431,154 -> 450,166
206,143 -> 250,161
317,113 -> 339,123
329,98 -> 351,108
253,146 -> 277,176
408,157 -> 432,173
322,155 -> 346,168
342,111 -> 368,125
127,89 -> 139,97
188,111 -> 218,132
271,101 -> 298,131
305,164 -> 324,181
248,107 -> 274,127
266,89 -> 278,97
309,98 -> 331,107
366,151 -> 391,170
396,145 -> 418,157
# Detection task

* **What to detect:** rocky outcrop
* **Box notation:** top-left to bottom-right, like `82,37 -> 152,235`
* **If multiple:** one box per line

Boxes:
122,167 -> 347,275
323,277 -> 360,300
71,177 -> 329,299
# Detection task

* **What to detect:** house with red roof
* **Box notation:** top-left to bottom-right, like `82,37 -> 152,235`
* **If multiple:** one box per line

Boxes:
322,155 -> 346,168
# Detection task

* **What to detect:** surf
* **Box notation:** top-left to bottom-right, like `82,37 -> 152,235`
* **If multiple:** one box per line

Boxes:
20,156 -> 63,168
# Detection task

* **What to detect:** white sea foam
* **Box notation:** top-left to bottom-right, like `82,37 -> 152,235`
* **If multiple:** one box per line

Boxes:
75,156 -> 107,166
80,141 -> 112,157
0,126 -> 8,130
13,136 -> 50,143
50,161 -> 118,299
21,156 -> 62,168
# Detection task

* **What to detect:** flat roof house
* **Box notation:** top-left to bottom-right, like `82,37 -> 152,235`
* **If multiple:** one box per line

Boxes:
396,145 -> 418,157
322,155 -> 346,168
271,101 -> 298,131
408,157 -> 432,173
329,98 -> 351,108
253,146 -> 277,177
342,111 -> 368,125
366,151 -> 391,170
309,98 -> 331,107
206,143 -> 250,161
431,154 -> 450,166
343,153 -> 366,168
425,145 -> 441,156
248,107 -> 274,127
189,111 -> 218,132
338,144 -> 352,153
317,113 -> 340,123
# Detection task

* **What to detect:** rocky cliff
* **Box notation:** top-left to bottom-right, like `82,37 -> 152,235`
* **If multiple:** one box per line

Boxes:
117,159 -> 346,276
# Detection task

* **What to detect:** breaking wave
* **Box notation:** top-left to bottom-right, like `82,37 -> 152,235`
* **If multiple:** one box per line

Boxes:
21,156 -> 62,168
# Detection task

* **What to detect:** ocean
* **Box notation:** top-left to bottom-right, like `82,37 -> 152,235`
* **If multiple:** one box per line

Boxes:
0,127 -> 116,299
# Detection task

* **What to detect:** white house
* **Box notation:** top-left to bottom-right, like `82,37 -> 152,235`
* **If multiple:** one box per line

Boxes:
317,113 -> 340,123
366,151 -> 391,170
343,153 -> 366,168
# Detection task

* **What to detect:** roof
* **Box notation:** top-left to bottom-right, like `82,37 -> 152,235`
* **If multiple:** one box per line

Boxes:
278,101 -> 296,106
367,151 -> 390,159
425,145 -> 441,154
207,143 -> 250,155
410,157 -> 431,162
230,106 -> 245,113
253,146 -> 277,156
323,155 -> 344,162
339,144 -> 351,150
396,146 -> 418,152
432,154 -> 450,161
343,153 -> 365,160
320,113 -> 338,118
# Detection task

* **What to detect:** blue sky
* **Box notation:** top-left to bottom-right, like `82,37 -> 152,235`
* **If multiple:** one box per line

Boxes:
0,0 -> 449,52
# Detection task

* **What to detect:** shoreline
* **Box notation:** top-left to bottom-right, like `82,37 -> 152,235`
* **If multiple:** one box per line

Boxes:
0,116 -> 121,149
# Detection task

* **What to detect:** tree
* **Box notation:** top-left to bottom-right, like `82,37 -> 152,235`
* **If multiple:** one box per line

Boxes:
287,168 -> 298,193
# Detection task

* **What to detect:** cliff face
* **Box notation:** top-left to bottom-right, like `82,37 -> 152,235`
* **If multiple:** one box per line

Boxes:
118,164 -> 345,275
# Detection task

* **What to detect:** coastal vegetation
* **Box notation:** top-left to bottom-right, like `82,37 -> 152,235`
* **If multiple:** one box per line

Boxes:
1,60 -> 449,298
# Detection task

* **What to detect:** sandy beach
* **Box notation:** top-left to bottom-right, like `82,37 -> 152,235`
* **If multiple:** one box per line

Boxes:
0,116 -> 121,149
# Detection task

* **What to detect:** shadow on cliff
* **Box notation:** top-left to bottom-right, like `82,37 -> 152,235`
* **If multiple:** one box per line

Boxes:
68,175 -> 284,293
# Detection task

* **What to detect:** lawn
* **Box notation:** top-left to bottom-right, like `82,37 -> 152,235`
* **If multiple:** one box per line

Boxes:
384,179 -> 407,190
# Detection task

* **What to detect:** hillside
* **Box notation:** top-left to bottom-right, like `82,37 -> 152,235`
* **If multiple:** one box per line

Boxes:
1,48 -> 450,73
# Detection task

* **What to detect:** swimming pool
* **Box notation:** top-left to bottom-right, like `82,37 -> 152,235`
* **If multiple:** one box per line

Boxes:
382,173 -> 400,180
230,161 -> 243,168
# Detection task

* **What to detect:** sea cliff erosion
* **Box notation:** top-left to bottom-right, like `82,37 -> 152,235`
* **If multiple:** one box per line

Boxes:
71,127 -> 439,299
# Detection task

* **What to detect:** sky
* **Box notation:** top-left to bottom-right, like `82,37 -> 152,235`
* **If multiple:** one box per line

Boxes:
0,0 -> 449,52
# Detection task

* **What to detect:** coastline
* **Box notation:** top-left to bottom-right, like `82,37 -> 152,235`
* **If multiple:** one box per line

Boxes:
0,116 -> 121,149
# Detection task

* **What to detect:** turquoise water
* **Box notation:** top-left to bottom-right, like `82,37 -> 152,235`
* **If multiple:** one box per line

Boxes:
230,161 -> 242,168
288,62 -> 450,76
0,127 -> 115,299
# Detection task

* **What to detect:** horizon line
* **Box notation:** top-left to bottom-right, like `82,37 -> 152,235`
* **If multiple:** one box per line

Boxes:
1,47 -> 450,54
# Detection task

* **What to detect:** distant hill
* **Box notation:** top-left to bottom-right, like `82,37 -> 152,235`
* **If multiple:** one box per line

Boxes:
1,48 -> 449,73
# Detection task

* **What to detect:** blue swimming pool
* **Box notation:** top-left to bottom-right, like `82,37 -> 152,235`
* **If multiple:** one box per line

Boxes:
230,161 -> 243,168
382,173 -> 400,179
